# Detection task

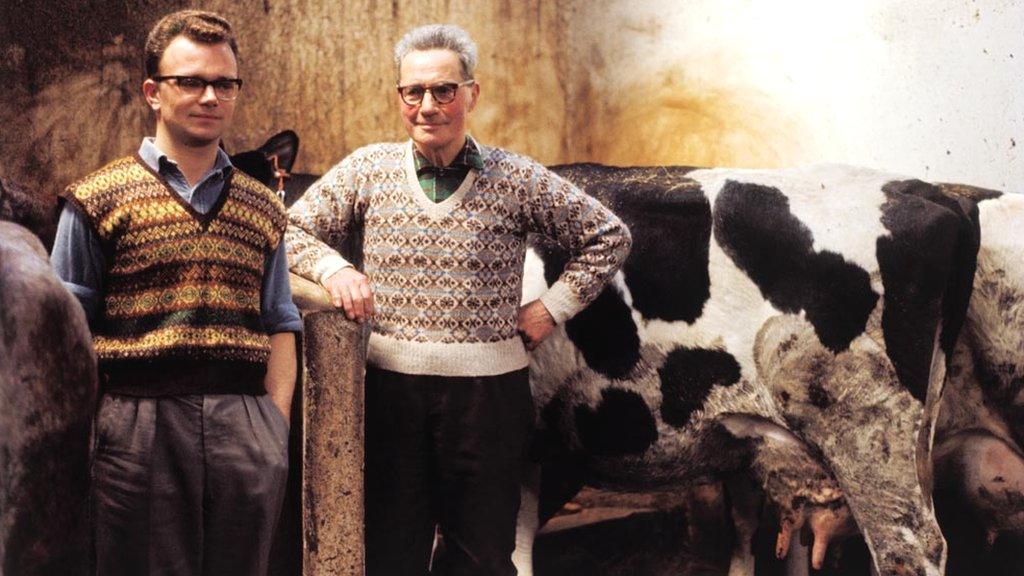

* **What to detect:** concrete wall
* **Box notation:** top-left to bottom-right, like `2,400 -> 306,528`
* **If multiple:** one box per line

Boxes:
570,0 -> 1021,189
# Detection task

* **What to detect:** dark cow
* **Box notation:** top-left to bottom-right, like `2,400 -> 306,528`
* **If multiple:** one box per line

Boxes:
0,176 -> 96,574
228,129 -> 320,208
0,177 -> 59,251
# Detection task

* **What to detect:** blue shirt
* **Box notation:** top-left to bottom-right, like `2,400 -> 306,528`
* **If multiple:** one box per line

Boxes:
51,138 -> 303,334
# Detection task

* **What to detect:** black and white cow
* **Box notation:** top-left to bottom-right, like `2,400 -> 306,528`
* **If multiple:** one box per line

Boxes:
229,134 -> 1024,574
512,163 -> 998,576
930,185 -> 1024,575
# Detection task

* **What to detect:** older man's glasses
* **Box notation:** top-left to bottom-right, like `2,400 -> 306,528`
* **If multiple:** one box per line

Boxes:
152,76 -> 244,101
397,80 -> 475,106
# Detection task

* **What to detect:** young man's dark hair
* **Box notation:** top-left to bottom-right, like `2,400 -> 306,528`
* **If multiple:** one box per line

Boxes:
143,10 -> 238,77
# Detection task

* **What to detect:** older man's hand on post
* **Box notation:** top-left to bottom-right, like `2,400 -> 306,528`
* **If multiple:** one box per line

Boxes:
517,299 -> 556,351
323,267 -> 375,323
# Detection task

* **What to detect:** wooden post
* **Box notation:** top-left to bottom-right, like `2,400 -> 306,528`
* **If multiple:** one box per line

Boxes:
291,274 -> 368,575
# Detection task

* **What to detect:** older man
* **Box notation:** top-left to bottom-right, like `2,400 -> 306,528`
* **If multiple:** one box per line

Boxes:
286,24 -> 631,575
52,10 -> 299,575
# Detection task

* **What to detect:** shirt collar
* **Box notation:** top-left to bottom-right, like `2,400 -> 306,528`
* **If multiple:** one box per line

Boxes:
413,136 -> 484,176
138,137 -> 234,181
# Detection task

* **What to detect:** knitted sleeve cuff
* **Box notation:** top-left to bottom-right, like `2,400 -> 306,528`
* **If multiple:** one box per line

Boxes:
316,254 -> 353,285
539,280 -> 585,325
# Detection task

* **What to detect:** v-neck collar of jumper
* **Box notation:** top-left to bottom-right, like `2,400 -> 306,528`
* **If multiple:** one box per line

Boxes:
133,146 -> 235,230
411,137 -> 484,202
138,137 -> 233,215
403,137 -> 488,220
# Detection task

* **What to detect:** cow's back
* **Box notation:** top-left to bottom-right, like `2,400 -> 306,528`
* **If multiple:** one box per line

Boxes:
531,164 -> 973,467
0,221 -> 96,574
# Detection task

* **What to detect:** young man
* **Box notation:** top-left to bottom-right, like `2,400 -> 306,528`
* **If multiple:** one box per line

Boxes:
286,24 -> 631,576
51,10 -> 300,575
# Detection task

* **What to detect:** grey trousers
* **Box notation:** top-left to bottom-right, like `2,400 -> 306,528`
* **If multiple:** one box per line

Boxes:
92,393 -> 289,576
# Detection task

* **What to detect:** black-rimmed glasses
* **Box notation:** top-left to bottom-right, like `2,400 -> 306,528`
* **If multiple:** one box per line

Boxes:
397,80 -> 474,106
152,76 -> 244,101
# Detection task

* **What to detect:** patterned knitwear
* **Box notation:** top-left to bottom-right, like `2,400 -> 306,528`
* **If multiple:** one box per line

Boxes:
286,139 -> 632,377
64,155 -> 288,395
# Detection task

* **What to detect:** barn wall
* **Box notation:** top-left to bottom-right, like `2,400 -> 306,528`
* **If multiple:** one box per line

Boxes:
202,0 -> 569,174
0,0 -> 1020,197
0,0 -> 572,194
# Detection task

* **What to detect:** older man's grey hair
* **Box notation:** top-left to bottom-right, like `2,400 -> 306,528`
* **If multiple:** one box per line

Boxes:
394,24 -> 478,81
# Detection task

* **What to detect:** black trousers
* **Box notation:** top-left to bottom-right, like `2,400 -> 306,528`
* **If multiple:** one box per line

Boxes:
364,366 -> 535,576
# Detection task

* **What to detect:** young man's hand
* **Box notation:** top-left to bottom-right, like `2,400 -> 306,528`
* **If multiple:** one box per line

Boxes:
323,267 -> 375,323
265,332 -> 297,423
517,300 -> 555,351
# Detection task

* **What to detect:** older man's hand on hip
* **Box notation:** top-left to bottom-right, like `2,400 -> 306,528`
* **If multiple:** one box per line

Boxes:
323,267 -> 375,323
517,300 -> 556,351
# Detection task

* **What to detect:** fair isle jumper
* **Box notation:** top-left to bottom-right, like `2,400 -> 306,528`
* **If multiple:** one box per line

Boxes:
64,155 -> 288,395
286,139 -> 631,377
